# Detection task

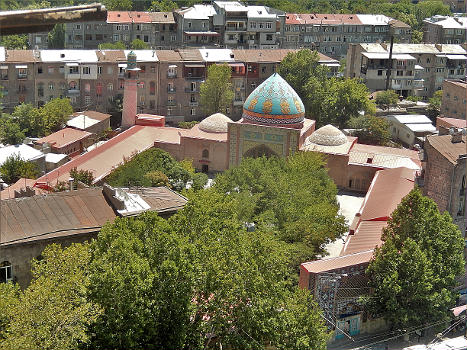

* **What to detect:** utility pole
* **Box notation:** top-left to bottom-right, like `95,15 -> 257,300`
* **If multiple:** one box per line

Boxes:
385,35 -> 394,91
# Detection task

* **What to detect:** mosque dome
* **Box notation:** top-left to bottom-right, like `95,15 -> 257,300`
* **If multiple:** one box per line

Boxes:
307,124 -> 347,146
199,113 -> 233,133
242,73 -> 305,128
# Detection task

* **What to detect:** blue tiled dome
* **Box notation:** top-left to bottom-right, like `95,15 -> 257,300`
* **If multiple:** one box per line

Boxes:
242,73 -> 305,128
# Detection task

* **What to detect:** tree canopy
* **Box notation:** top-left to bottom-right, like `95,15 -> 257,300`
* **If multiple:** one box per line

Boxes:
427,90 -> 443,122
366,188 -> 465,329
375,90 -> 399,110
349,114 -> 391,146
0,154 -> 40,184
200,63 -> 234,117
278,49 -> 375,128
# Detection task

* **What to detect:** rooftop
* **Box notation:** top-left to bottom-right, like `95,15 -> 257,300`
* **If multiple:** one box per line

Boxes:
72,110 -> 111,122
36,128 -> 92,149
123,49 -> 158,62
425,134 -> 467,164
301,250 -> 374,274
39,49 -> 98,63
390,114 -> 433,124
0,144 -> 43,166
179,4 -> 216,20
437,117 -> 467,129
0,178 -> 46,200
349,143 -> 421,170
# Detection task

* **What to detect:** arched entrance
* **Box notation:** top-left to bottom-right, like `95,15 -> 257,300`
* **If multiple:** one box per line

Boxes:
243,144 -> 278,159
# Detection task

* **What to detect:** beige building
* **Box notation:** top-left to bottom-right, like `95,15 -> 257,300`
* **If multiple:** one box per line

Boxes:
423,15 -> 467,44
346,43 -> 467,100
385,114 -> 436,147
440,80 -> 467,120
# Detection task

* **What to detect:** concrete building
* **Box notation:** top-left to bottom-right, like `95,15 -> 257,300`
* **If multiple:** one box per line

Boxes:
175,4 -> 220,48
0,185 -> 187,287
442,0 -> 467,13
346,43 -> 467,100
385,114 -> 436,147
423,15 -> 467,44
283,13 -> 411,59
440,80 -> 467,120
424,132 -> 466,233
35,127 -> 93,156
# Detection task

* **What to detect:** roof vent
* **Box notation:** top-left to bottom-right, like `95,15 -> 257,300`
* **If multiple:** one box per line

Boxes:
324,16 -> 327,19
117,13 -> 120,17
60,53 -> 65,58
137,14 -> 141,18
164,14 -> 168,18
350,16 -> 353,19
258,10 -> 262,14
206,52 -> 209,57
230,53 -> 234,58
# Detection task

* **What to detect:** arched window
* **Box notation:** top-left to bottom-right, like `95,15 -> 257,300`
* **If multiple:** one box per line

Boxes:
0,261 -> 12,283
202,149 -> 209,159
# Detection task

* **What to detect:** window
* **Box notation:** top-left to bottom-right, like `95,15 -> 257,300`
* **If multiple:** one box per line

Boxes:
85,34 -> 92,41
68,66 -> 78,74
96,34 -> 103,40
266,34 -> 273,41
259,23 -> 263,29
151,66 -> 156,73
96,82 -> 103,96
188,22 -> 192,28
140,65 -> 146,73
202,21 -> 206,28
38,83 -> 44,97
59,65 -> 64,74
190,94 -> 196,102
190,108 -> 196,116
266,22 -> 272,29
37,66 -> 43,74
228,34 -> 235,41
261,66 -> 266,73
48,82 -> 54,90
69,81 -> 77,90
98,66 -> 102,74
167,107 -> 173,115
107,66 -> 113,74
144,35 -> 149,42
84,83 -> 90,92
123,24 -> 129,31
378,70 -> 383,76
113,34 -> 120,42
171,35 -> 176,41
48,66 -> 54,74
82,66 -> 91,75
107,83 -> 113,91
202,149 -> 209,158
123,34 -> 129,42
138,81 -> 145,89
119,79 -> 124,89
85,95 -> 91,106
76,24 -> 81,29
0,262 -> 12,283
116,25 -> 122,31
150,81 -> 155,95
250,22 -> 256,29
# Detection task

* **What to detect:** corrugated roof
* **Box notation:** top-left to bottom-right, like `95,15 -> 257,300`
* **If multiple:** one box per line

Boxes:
391,114 -> 432,124
0,144 -> 43,165
72,111 -> 111,122
96,50 -> 126,62
426,134 -> 466,164
156,50 -> 182,62
301,250 -> 374,273
0,187 -> 187,246
341,221 -> 387,255
107,11 -> 132,23
36,128 -> 92,149
5,49 -> 37,62
149,12 -> 175,23
437,117 -> 467,129
178,49 -> 203,61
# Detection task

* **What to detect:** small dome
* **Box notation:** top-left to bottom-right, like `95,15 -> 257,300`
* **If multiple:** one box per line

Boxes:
199,113 -> 233,133
307,125 -> 347,146
127,50 -> 137,69
242,73 -> 305,128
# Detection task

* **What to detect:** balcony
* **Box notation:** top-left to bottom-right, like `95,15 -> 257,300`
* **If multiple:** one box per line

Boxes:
167,87 -> 176,93
413,79 -> 424,88
189,101 -> 198,107
17,73 -> 27,79
185,87 -> 199,93
167,72 -> 177,78
67,89 -> 80,95
167,100 -> 176,106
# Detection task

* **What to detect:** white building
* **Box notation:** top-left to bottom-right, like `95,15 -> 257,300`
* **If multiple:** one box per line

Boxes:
385,114 -> 436,146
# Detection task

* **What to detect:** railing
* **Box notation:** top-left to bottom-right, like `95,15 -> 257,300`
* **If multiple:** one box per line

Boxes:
67,89 -> 80,94
167,72 -> 177,78
17,73 -> 27,79
189,101 -> 198,107
167,87 -> 176,93
185,87 -> 199,93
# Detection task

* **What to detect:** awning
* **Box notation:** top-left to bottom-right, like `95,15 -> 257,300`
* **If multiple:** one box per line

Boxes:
168,64 -> 177,68
415,64 -> 424,70
445,54 -> 467,60
228,63 -> 245,67
324,63 -> 340,67
184,64 -> 205,68
362,52 -> 415,60
118,63 -> 127,68
0,66 -> 8,69
184,31 -> 220,36
15,65 -> 27,68
65,62 -> 79,67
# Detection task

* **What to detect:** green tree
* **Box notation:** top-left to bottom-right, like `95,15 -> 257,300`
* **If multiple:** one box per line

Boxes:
130,38 -> 149,49
278,49 -> 374,127
375,90 -> 399,110
427,90 -> 443,122
48,23 -> 65,49
101,0 -> 132,10
0,116 -> 25,145
191,172 -> 208,190
40,98 -> 73,135
98,41 -> 126,50
143,170 -> 170,187
366,189 -> 465,329
350,114 -> 391,146
0,243 -> 101,350
200,63 -> 234,116
0,154 -> 40,184
70,167 -> 94,186
148,0 -> 177,11
0,34 -> 28,49
11,103 -> 42,137
178,121 -> 199,129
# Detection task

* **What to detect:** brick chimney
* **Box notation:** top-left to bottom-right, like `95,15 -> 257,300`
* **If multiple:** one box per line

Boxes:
450,127 -> 463,143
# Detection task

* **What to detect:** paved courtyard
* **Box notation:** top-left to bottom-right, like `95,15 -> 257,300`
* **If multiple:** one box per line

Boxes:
325,190 -> 365,257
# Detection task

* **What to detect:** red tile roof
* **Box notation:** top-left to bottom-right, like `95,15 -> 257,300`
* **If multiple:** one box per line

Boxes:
107,11 -> 132,23
437,117 -> 467,130
36,128 -> 92,149
286,13 -> 361,25
0,178 -> 47,200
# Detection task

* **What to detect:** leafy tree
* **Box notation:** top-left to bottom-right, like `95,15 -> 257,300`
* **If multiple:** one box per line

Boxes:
178,121 -> 199,129
0,243 -> 101,350
427,90 -> 443,122
213,152 -> 347,268
0,34 -> 28,49
48,23 -> 65,49
130,38 -> 149,49
98,41 -> 126,50
350,114 -> 391,146
11,103 -> 42,137
0,154 -> 40,184
101,0 -> 132,10
40,98 -> 73,135
148,0 -> 177,11
278,49 -> 374,127
200,63 -> 234,116
366,189 -> 465,329
375,90 -> 399,110
70,167 -> 94,186
143,170 -> 170,187
0,116 -> 25,145
191,172 -> 208,190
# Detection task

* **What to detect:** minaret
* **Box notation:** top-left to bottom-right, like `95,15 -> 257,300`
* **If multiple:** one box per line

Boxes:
121,51 -> 140,129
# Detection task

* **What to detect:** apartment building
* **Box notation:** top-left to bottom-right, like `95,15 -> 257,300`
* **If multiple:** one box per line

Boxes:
175,4 -> 220,48
64,11 -> 178,49
423,15 -> 467,44
0,47 -> 338,121
440,80 -> 467,120
282,14 -> 411,59
442,0 -> 467,13
346,43 -> 467,100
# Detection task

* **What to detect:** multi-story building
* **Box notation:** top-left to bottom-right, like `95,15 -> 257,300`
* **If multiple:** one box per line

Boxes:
346,43 -> 467,100
424,132 -> 466,233
440,80 -> 467,120
442,0 -> 467,13
0,47 -> 338,121
64,11 -> 178,49
282,13 -> 411,59
423,15 -> 467,44
175,4 -> 220,47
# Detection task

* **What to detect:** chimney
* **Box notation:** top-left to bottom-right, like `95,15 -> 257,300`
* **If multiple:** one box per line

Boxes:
450,128 -> 463,143
68,177 -> 74,191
